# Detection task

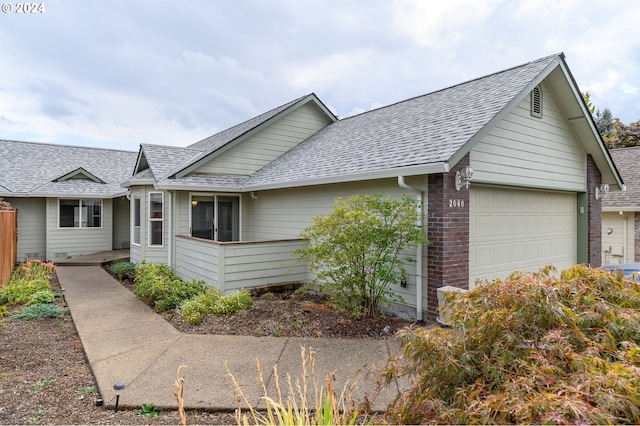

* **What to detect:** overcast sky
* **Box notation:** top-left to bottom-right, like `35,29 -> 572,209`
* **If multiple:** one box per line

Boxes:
1,0 -> 639,152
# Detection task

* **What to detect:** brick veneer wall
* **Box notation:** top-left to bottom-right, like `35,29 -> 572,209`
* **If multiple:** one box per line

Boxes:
426,154 -> 470,321
635,213 -> 640,262
586,154 -> 602,267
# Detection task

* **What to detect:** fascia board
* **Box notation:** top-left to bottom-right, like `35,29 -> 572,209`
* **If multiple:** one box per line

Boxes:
155,183 -> 244,192
244,163 -> 448,191
25,190 -> 128,199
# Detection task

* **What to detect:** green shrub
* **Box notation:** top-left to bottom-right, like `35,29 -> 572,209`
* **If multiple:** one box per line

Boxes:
384,265 -> 640,425
27,289 -> 56,305
1,260 -> 56,305
110,261 -> 136,281
296,194 -> 428,318
180,288 -> 252,325
133,262 -> 206,310
10,304 -> 65,321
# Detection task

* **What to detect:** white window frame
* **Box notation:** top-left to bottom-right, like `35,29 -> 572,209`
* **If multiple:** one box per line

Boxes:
148,191 -> 164,247
189,193 -> 242,242
58,198 -> 103,229
131,193 -> 141,246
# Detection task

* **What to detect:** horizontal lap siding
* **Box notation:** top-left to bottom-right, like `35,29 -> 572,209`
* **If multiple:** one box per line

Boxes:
46,198 -> 113,260
220,240 -> 309,291
6,197 -> 46,261
195,103 -> 332,175
174,236 -> 219,286
244,178 -> 424,306
471,83 -> 586,191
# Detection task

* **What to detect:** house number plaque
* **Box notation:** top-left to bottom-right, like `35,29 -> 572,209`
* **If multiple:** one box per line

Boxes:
448,199 -> 465,208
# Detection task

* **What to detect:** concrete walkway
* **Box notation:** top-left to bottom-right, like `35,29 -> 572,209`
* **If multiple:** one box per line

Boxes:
56,265 -> 404,412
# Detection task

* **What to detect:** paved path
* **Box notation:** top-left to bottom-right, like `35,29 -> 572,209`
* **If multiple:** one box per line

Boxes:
56,265 -> 403,412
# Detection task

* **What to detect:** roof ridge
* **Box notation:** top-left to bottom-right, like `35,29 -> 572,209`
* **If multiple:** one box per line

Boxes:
339,53 -> 562,122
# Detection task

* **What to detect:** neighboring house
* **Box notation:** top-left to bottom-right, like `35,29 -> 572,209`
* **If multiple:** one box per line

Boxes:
0,141 -> 138,261
122,52 -> 623,321
602,146 -> 640,265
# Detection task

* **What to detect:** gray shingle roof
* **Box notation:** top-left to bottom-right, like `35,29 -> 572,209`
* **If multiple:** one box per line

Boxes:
0,140 -> 137,197
187,95 -> 308,153
603,146 -> 640,209
139,144 -> 200,180
246,54 -> 559,188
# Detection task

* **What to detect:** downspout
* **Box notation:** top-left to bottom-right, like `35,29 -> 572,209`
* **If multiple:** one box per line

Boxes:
398,176 -> 424,322
167,190 -> 173,268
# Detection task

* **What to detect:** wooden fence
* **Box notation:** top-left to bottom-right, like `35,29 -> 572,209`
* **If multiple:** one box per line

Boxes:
0,209 -> 17,285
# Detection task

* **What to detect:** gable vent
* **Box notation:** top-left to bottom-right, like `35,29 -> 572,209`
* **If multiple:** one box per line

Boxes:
531,86 -> 543,118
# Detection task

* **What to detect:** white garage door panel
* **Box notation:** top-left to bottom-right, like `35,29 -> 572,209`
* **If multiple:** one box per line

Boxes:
470,186 -> 577,287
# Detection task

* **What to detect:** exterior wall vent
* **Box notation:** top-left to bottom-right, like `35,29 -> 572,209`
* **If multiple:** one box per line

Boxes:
531,86 -> 543,118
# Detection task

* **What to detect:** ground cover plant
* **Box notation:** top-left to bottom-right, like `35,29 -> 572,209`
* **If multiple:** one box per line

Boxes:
0,260 -> 57,305
133,262 -> 207,310
296,194 -> 428,318
384,265 -> 640,424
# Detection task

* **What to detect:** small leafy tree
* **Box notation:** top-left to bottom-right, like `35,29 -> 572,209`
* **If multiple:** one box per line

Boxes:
384,265 -> 640,424
296,194 -> 428,318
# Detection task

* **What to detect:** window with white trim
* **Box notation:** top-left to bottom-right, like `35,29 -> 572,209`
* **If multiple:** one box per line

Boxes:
190,194 -> 240,242
149,192 -> 163,246
132,194 -> 141,245
59,199 -> 102,228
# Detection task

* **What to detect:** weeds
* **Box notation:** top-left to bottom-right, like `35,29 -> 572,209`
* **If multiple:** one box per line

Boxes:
226,346 -> 363,425
136,403 -> 162,418
29,380 -> 53,393
27,408 -> 47,424
78,386 -> 96,395
172,365 -> 187,426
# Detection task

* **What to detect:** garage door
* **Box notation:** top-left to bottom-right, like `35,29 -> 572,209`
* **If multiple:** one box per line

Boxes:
469,186 -> 577,287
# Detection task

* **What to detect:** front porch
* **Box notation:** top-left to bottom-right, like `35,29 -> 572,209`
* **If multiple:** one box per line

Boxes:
173,236 -> 309,292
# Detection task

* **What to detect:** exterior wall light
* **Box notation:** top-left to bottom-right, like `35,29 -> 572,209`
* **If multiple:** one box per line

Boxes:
113,381 -> 125,412
595,184 -> 609,200
455,166 -> 474,191
191,200 -> 198,207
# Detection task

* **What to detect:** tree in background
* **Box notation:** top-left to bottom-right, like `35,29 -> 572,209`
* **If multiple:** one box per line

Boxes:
296,194 -> 428,318
594,107 -> 615,146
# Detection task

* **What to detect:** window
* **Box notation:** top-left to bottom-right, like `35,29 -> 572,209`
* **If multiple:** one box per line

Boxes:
531,86 -> 543,118
59,199 -> 102,228
149,192 -> 163,246
132,195 -> 141,245
190,194 -> 240,242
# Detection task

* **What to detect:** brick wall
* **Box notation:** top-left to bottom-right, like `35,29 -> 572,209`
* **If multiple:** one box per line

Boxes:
586,154 -> 602,267
426,154 -> 470,321
635,213 -> 640,262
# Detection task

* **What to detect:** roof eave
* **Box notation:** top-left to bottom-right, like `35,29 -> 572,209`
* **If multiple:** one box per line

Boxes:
245,163 -> 449,191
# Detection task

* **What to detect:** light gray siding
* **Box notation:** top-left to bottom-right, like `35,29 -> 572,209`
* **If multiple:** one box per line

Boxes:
174,236 -> 219,285
194,102 -> 333,175
6,197 -> 46,262
471,82 -> 586,191
174,237 -> 308,292
46,198 -> 113,260
127,185 -> 169,265
219,239 -> 308,291
243,177 -> 426,309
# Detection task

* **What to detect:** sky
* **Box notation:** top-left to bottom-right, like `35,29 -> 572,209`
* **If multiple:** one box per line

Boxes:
0,0 -> 639,152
